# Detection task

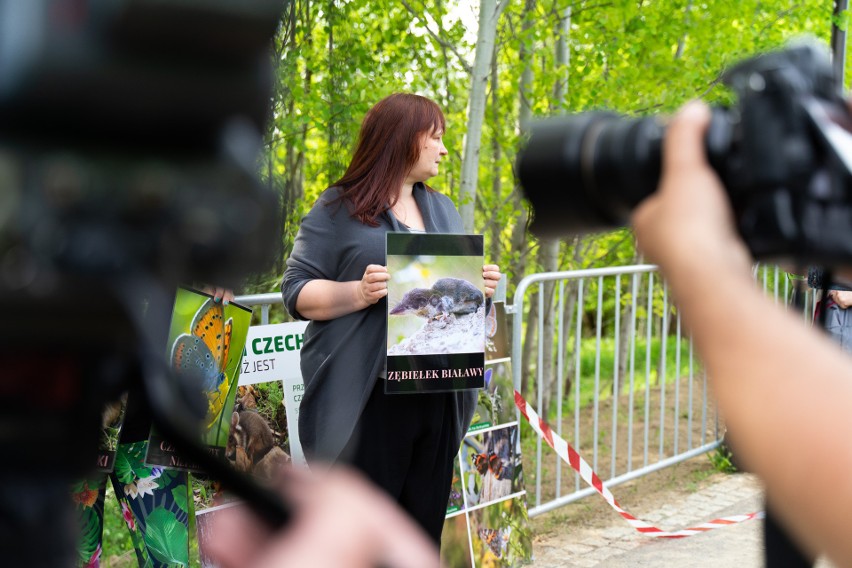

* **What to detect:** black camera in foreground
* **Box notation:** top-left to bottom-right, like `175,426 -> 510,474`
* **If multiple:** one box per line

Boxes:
519,39 -> 852,267
0,1 -> 289,565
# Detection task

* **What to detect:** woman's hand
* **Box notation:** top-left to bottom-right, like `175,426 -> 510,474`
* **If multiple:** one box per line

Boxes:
357,265 -> 390,307
295,267 -> 389,321
483,265 -> 501,299
202,285 -> 235,305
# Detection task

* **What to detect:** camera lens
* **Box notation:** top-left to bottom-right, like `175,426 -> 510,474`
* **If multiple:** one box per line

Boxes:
518,113 -> 664,237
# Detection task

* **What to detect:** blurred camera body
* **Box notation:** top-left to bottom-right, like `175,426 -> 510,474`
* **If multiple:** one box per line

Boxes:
519,39 -> 852,268
0,1 -> 286,564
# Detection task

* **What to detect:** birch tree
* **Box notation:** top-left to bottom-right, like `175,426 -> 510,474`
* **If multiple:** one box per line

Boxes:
458,0 -> 505,232
539,4 -> 570,418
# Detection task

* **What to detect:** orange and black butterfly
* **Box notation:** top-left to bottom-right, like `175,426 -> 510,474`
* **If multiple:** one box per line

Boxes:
478,527 -> 509,558
171,297 -> 234,428
471,451 -> 508,480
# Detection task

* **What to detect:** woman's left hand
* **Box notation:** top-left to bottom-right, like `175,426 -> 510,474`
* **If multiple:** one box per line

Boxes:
483,265 -> 501,299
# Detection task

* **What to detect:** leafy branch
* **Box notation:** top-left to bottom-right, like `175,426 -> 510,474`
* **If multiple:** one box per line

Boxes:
399,0 -> 474,74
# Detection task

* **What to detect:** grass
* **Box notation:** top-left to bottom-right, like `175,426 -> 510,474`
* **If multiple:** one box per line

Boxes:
101,485 -> 136,567
573,335 -> 696,406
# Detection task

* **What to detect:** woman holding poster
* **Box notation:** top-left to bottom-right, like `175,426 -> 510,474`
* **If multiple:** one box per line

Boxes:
281,93 -> 501,545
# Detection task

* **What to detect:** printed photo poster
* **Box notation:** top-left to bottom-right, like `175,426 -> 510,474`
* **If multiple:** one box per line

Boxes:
470,303 -> 512,432
462,425 -> 525,508
193,321 -> 309,515
485,301 -> 510,363
446,456 -> 464,515
147,288 -> 252,471
470,359 -> 515,432
96,394 -> 127,472
441,300 -> 534,567
239,321 -> 309,468
386,233 -> 486,394
441,513 -> 474,568
441,423 -> 533,567
469,497 -> 533,567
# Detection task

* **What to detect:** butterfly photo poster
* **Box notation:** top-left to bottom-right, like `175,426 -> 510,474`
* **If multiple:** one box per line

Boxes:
146,287 -> 253,472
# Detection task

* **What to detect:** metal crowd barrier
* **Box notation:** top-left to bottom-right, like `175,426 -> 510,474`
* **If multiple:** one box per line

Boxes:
508,264 -> 815,518
234,292 -> 284,325
236,266 -> 815,520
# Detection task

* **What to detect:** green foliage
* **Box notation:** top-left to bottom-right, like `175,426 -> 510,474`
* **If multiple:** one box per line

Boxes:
171,485 -> 189,515
247,0 -> 839,334
709,442 -> 739,474
102,486 -> 135,563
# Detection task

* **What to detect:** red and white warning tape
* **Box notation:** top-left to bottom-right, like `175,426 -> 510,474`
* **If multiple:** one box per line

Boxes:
514,390 -> 763,538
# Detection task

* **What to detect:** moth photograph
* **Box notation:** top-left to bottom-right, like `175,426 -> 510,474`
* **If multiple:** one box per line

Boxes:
386,233 -> 486,393
462,425 -> 523,506
468,496 -> 533,567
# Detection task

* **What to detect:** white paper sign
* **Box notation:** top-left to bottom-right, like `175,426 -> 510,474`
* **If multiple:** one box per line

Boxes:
240,322 -> 308,385
240,321 -> 309,467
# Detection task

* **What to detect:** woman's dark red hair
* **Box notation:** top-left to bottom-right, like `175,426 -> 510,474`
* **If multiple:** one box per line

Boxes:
331,93 -> 446,226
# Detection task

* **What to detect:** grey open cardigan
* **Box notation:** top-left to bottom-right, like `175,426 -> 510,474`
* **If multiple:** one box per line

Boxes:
281,183 -> 478,463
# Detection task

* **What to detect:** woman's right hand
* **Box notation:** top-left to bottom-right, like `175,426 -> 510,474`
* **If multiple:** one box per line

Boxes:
357,265 -> 390,307
829,290 -> 852,309
294,267 -> 389,321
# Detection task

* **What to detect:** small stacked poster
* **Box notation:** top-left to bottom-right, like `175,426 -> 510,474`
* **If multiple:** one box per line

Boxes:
441,301 -> 534,567
195,321 -> 309,567
386,233 -> 486,393
145,287 -> 253,471
95,395 -> 127,472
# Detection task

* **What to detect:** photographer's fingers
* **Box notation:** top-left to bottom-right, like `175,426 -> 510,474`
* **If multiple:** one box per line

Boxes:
358,265 -> 390,306
226,466 -> 439,568
207,504 -> 272,568
662,101 -> 713,176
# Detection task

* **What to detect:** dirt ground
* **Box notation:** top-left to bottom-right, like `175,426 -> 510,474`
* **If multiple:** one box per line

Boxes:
528,455 -> 729,537
521,371 -> 729,535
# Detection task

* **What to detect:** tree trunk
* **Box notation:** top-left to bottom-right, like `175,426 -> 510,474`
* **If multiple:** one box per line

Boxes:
539,5 -> 570,417
488,49 -> 502,265
458,0 -> 504,232
616,251 -> 640,393
538,239 -> 559,418
675,0 -> 694,60
511,0 -> 535,394
560,237 -> 582,406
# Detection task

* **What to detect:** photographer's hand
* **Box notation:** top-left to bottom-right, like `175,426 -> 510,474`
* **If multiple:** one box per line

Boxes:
207,466 -> 439,568
631,100 -> 852,565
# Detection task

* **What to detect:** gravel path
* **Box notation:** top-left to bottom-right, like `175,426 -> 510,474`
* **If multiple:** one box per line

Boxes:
529,473 -> 837,568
